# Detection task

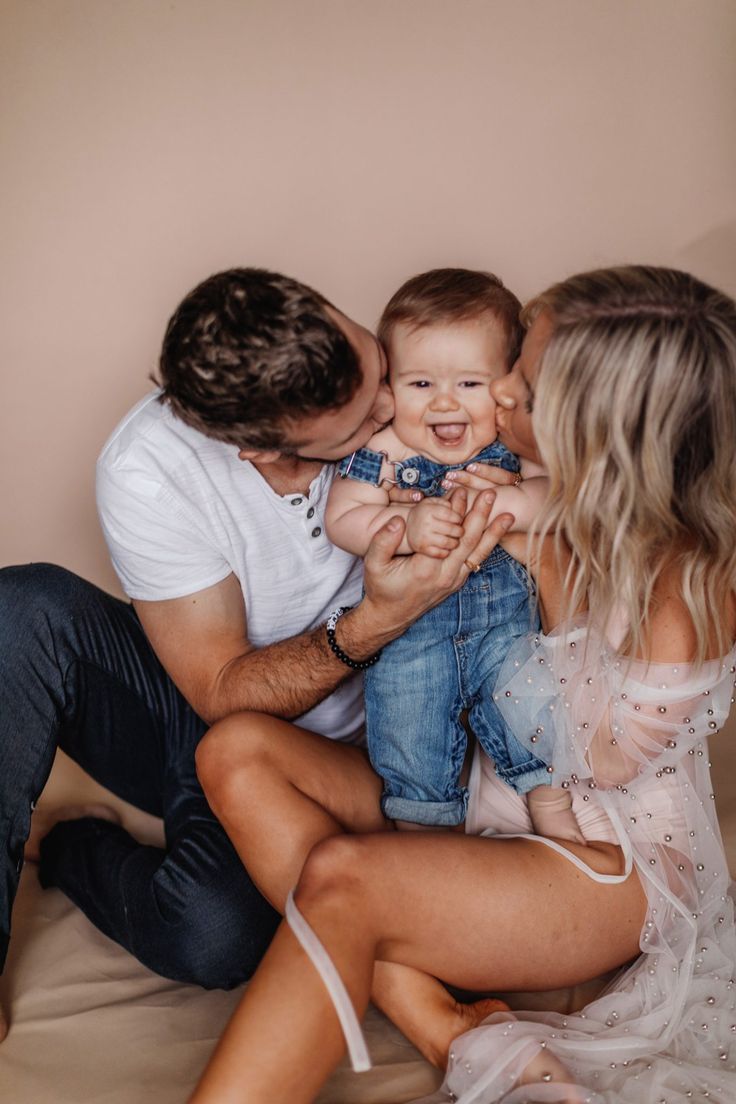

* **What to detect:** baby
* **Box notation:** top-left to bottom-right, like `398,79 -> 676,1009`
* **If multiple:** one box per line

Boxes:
326,268 -> 582,842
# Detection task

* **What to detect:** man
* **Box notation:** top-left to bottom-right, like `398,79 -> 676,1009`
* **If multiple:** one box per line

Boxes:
0,268 -> 510,1039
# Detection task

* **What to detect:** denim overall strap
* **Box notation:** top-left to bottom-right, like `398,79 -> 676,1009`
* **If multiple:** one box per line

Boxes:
470,439 -> 520,475
338,440 -> 520,497
337,447 -> 385,484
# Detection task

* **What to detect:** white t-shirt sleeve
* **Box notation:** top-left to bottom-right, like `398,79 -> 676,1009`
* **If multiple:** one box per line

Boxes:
96,459 -> 232,601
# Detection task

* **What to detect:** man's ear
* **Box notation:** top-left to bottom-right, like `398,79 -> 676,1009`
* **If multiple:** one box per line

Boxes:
238,447 -> 283,464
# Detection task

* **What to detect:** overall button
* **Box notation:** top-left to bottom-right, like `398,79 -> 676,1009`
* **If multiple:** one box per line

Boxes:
307,507 -> 315,518
400,467 -> 419,485
290,497 -> 303,506
311,526 -> 322,538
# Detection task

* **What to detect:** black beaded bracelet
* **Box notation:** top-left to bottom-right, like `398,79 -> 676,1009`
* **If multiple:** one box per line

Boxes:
325,606 -> 383,671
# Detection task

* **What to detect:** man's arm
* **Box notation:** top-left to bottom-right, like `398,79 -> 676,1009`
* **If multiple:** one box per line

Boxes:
134,573 -> 357,725
136,487 -> 511,725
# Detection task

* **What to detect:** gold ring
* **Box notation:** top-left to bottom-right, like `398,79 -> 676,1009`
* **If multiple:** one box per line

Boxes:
513,473 -> 522,487
463,558 -> 481,573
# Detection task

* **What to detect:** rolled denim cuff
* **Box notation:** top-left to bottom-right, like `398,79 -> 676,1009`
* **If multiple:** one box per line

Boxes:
501,764 -> 553,796
381,791 -> 468,827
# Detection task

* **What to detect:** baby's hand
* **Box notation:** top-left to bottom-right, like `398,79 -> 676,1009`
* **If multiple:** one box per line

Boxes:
405,497 -> 465,558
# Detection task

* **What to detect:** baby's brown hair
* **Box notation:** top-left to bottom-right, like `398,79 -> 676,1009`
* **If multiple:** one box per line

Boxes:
378,268 -> 523,366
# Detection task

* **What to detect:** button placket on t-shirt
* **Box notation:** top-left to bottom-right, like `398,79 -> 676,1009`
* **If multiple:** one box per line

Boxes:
289,492 -> 325,543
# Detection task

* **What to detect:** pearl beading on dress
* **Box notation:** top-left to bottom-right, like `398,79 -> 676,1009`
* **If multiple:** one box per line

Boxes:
424,621 -> 736,1104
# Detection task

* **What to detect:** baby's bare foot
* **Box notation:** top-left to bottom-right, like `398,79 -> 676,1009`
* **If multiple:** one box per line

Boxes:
527,785 -> 585,845
25,803 -> 121,863
431,997 -> 511,1069
517,1037 -> 584,1103
416,995 -> 512,1069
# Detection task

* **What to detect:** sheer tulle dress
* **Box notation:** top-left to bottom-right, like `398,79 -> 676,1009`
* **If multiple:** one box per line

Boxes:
287,619 -> 736,1103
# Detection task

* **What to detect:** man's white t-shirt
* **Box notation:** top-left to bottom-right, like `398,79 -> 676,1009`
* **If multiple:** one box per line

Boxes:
96,392 -> 365,742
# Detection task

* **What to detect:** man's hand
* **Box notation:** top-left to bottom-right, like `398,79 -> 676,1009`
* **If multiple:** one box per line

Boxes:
338,487 -> 515,657
404,496 -> 464,557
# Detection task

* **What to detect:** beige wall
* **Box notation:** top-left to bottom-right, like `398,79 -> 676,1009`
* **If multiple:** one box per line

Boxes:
2,0 -> 735,590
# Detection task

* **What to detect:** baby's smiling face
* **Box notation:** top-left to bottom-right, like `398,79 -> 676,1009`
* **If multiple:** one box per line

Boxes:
386,315 -> 510,465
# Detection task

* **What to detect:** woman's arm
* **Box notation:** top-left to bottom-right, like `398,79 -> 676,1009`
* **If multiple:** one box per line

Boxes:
495,561 -> 736,791
498,530 -> 575,633
440,458 -> 550,534
489,476 -> 549,533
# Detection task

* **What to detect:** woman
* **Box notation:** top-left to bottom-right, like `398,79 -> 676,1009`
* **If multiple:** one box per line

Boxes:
190,266 -> 736,1104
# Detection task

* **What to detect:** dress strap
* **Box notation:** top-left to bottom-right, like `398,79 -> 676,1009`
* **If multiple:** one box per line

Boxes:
285,890 -> 372,1072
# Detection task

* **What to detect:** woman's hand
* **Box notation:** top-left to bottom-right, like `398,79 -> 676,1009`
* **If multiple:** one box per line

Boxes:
441,462 -> 520,494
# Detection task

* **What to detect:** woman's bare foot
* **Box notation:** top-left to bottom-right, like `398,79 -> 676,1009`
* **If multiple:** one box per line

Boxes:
452,996 -> 511,1038
24,804 -> 121,863
426,996 -> 511,1068
370,962 -> 509,1071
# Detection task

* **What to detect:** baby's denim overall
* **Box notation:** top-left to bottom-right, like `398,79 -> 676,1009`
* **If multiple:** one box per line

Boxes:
338,440 -> 547,826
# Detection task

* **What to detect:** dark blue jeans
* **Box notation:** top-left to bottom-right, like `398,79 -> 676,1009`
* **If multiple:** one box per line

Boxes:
0,563 -> 278,988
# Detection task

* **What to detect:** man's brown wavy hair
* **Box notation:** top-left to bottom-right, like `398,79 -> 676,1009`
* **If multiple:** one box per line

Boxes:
157,268 -> 361,449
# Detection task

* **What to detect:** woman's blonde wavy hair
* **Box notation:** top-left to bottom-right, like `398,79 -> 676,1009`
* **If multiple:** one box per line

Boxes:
526,265 -> 736,665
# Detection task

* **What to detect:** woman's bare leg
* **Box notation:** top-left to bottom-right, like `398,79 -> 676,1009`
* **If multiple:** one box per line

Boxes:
196,713 -> 471,1060
189,909 -> 373,1104
196,713 -> 387,910
189,828 -> 646,1104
